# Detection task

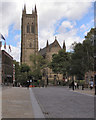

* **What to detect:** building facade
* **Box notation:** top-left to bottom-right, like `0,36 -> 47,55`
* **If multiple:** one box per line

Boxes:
39,37 -> 66,85
20,5 -> 66,85
2,50 -> 13,85
21,5 -> 38,67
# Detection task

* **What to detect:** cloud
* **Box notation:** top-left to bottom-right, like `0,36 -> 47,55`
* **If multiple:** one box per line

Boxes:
58,21 -> 75,33
80,19 -> 94,36
0,1 -> 22,37
80,24 -> 86,31
1,44 -> 20,62
0,0 -> 93,61
14,34 -> 20,41
57,28 -> 82,51
37,1 -> 92,50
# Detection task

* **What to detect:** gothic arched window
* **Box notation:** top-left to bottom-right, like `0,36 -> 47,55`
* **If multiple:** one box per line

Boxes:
27,23 -> 30,33
29,43 -> 32,48
31,23 -> 34,33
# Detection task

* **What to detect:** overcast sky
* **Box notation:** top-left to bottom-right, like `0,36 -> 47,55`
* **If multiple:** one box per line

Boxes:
0,0 -> 94,62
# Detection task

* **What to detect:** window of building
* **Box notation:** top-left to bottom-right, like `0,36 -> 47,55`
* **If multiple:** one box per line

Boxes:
29,43 -> 32,48
55,44 -> 57,47
31,23 -> 34,33
27,23 -> 30,33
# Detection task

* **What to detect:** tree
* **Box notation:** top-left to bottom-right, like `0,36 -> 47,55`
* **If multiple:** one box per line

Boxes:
17,72 -> 28,86
20,63 -> 30,73
70,43 -> 85,79
13,60 -> 21,85
83,39 -> 94,72
13,61 -> 31,86
30,54 -> 47,80
49,49 -> 71,77
70,39 -> 94,80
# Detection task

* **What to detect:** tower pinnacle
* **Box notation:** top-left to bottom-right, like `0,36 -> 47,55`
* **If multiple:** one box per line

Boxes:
46,40 -> 49,47
35,4 -> 37,13
23,4 -> 26,14
55,36 -> 57,41
63,40 -> 66,52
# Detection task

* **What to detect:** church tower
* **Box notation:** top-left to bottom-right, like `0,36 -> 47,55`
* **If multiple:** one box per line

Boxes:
21,5 -> 38,67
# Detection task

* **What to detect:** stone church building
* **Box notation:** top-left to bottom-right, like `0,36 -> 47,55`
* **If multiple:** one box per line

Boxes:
21,5 -> 66,84
39,37 -> 66,85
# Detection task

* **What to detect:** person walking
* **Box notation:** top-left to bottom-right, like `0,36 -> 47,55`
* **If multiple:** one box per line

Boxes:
72,81 -> 74,90
74,82 -> 77,89
77,83 -> 79,89
90,82 -> 93,90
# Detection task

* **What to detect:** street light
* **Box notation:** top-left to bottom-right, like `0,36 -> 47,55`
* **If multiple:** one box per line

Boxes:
94,0 -> 96,96
94,56 -> 96,95
94,30 -> 96,95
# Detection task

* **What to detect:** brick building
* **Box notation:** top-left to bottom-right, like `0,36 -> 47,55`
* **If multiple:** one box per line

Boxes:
2,50 -> 13,85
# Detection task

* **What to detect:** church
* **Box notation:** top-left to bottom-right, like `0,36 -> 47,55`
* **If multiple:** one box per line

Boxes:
21,5 -> 66,85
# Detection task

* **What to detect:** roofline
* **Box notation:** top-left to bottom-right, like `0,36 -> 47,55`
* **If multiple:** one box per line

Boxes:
2,50 -> 13,60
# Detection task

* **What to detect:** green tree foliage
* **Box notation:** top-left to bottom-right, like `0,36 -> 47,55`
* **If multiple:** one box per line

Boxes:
18,72 -> 28,86
13,61 -> 31,86
49,38 -> 94,80
70,39 -> 94,80
30,54 -> 47,80
20,63 -> 30,73
13,60 -> 20,83
70,43 -> 85,79
83,39 -> 94,71
49,49 -> 71,76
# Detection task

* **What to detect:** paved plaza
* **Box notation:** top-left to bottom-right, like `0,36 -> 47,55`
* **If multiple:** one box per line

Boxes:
32,86 -> 94,118
1,86 -> 96,119
2,87 -> 34,118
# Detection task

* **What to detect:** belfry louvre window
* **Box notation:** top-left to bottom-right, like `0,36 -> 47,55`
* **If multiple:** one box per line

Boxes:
31,24 -> 34,33
27,24 -> 30,33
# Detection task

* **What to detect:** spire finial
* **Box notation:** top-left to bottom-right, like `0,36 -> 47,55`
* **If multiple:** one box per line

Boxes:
35,4 -> 37,13
23,4 -> 26,14
24,4 -> 26,11
55,36 -> 57,40
46,40 -> 49,47
63,40 -> 66,52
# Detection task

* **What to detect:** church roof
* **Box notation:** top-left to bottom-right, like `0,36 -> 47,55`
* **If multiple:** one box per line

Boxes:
39,39 -> 61,56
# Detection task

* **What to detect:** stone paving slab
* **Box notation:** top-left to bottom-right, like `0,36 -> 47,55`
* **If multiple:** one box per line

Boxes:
2,87 -> 34,118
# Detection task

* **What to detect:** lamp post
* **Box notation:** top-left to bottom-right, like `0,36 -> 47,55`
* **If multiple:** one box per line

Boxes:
94,55 -> 96,95
94,0 -> 96,96
0,42 -> 2,85
94,30 -> 96,95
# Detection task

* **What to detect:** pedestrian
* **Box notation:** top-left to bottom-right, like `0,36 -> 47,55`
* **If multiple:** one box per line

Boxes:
77,83 -> 79,89
74,82 -> 77,89
72,81 -> 74,90
90,82 -> 93,90
82,84 -> 84,90
27,82 -> 29,89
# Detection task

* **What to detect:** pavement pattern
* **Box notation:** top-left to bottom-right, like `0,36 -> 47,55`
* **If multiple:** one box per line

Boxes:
2,87 -> 34,118
32,86 -> 94,118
